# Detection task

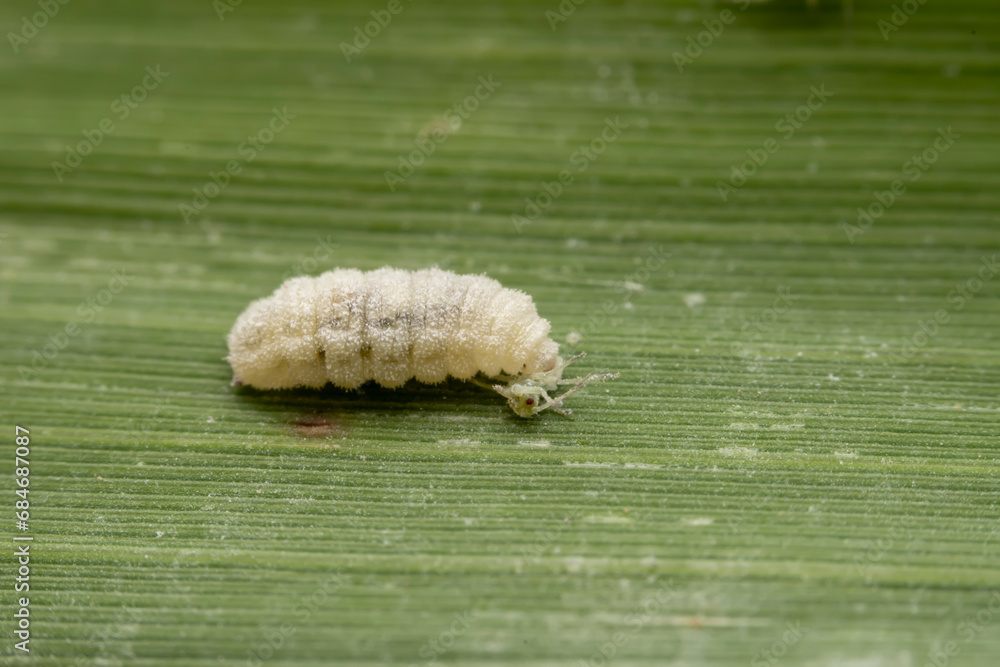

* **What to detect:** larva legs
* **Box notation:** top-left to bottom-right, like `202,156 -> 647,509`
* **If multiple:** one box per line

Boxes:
488,353 -> 620,417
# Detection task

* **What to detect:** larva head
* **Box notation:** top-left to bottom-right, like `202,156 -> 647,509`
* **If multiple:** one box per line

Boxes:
493,382 -> 549,418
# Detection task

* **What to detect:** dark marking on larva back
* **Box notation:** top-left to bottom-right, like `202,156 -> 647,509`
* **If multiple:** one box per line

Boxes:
375,312 -> 414,329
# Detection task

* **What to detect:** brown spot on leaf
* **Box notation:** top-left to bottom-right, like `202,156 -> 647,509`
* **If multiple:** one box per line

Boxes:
289,414 -> 347,441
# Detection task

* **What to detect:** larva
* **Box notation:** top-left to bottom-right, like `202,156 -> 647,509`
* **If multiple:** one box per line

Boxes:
226,267 -> 618,417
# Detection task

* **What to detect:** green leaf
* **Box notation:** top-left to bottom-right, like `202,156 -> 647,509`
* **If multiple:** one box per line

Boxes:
1,0 -> 998,664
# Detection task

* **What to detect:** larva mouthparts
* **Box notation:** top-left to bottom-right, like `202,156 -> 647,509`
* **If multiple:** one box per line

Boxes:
226,267 -> 618,417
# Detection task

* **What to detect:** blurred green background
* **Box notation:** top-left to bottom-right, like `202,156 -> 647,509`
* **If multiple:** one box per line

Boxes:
1,0 -> 998,665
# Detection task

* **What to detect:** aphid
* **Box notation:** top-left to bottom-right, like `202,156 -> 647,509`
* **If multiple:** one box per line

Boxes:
226,267 -> 618,417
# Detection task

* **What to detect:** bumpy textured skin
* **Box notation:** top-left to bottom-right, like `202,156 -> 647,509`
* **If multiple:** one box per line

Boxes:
227,267 -> 560,390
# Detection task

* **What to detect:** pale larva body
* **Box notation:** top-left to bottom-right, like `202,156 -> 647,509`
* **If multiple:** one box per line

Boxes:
227,267 -> 617,417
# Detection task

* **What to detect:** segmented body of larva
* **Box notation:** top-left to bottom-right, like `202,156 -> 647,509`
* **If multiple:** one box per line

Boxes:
227,267 -> 618,417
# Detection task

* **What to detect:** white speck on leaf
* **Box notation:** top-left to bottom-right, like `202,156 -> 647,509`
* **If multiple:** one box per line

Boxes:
683,292 -> 706,308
